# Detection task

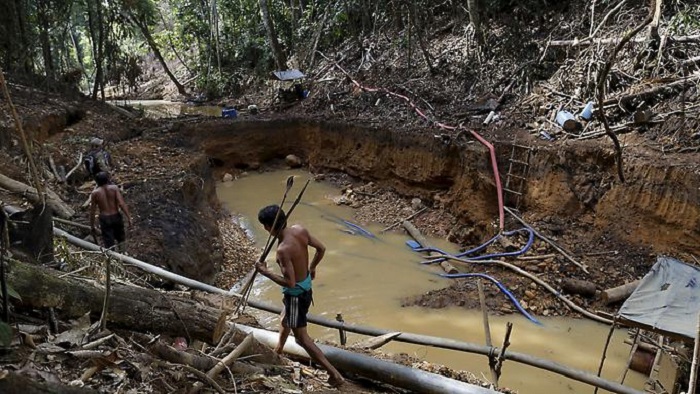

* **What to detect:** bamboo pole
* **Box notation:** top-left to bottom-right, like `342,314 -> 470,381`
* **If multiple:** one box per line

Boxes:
0,68 -> 45,206
619,328 -> 640,384
380,207 -> 427,233
504,207 -> 589,273
594,317 -> 618,394
477,279 -> 498,386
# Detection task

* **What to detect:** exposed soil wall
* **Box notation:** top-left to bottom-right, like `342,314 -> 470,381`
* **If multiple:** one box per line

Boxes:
183,118 -> 700,257
2,88 -> 225,284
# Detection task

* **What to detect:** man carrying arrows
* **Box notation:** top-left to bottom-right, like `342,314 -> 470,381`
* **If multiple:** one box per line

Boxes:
255,204 -> 344,387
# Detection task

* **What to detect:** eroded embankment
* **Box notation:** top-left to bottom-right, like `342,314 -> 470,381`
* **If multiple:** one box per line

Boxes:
182,118 -> 700,258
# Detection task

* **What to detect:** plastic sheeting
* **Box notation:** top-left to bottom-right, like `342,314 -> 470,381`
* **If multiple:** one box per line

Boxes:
271,69 -> 305,81
618,256 -> 700,341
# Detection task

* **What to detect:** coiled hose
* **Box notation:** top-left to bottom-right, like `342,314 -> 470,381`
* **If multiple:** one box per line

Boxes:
420,227 -> 535,265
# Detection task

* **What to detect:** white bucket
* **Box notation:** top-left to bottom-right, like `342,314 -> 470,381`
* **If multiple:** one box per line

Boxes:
580,102 -> 594,120
556,111 -> 578,131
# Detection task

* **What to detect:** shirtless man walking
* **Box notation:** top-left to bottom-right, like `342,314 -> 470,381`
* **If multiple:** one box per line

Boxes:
90,172 -> 132,250
255,205 -> 345,387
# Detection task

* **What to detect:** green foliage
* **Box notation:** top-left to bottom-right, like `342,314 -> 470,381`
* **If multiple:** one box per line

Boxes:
1,285 -> 22,302
54,237 -> 78,269
0,322 -> 12,348
668,3 -> 700,35
199,70 -> 243,97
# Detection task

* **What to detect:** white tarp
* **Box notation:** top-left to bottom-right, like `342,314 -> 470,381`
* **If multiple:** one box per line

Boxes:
618,256 -> 700,341
271,69 -> 305,81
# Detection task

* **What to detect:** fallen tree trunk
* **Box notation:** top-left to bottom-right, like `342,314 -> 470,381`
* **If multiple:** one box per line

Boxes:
548,34 -> 700,47
0,173 -> 74,218
562,278 -> 597,298
403,220 -> 458,274
602,280 -> 641,305
0,371 -> 96,393
6,258 -> 219,342
603,75 -> 700,106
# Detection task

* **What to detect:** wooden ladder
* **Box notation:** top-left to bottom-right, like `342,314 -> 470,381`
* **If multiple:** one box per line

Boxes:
503,140 -> 532,210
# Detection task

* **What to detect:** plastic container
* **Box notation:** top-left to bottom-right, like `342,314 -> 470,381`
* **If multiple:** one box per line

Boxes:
555,110 -> 578,131
580,102 -> 594,120
222,108 -> 238,118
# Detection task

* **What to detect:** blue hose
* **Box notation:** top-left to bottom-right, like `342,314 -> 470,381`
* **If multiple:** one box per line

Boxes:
342,220 -> 377,239
440,272 -> 542,325
421,227 -> 535,264
321,214 -> 377,240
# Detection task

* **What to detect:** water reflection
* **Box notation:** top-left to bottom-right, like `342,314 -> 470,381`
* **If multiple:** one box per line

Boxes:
107,100 -> 222,119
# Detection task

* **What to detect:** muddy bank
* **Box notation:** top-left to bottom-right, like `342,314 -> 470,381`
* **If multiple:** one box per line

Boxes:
183,118 -> 700,257
0,86 -> 224,284
179,117 -> 699,315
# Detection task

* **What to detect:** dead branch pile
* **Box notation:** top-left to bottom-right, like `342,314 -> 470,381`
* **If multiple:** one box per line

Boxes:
517,1 -> 700,151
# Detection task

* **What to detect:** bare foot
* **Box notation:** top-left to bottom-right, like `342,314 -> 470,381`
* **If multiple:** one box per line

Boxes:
328,375 -> 345,388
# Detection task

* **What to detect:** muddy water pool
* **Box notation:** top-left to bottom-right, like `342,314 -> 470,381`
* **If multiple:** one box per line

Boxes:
217,169 -> 645,393
108,100 -> 222,118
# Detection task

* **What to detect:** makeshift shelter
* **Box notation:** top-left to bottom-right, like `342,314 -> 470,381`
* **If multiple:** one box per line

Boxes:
271,69 -> 305,81
271,69 -> 308,102
597,257 -> 698,394
618,257 -> 700,342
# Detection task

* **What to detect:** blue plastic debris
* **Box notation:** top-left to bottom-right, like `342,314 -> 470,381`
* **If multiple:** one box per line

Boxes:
222,108 -> 238,118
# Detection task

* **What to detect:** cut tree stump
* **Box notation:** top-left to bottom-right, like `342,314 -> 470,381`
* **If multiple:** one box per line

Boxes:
602,280 -> 641,305
562,278 -> 597,298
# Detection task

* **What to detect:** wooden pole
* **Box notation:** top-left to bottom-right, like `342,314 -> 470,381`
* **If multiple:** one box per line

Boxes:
336,313 -> 347,346
477,279 -> 498,386
594,317 -> 618,394
206,333 -> 254,379
403,220 -> 458,274
494,322 -> 513,381
688,314 -> 700,394
98,252 -> 112,331
619,328 -> 640,384
380,207 -> 427,233
0,206 -> 9,322
504,207 -> 588,273
0,68 -> 45,205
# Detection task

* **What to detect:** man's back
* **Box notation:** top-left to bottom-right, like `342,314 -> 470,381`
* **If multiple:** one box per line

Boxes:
278,225 -> 311,283
92,184 -> 120,215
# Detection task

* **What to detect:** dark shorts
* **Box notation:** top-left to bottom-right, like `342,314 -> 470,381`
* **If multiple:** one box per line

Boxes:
282,289 -> 313,328
99,213 -> 125,249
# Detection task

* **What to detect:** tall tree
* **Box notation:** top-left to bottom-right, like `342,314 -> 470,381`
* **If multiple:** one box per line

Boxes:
467,0 -> 484,46
37,0 -> 56,82
259,0 -> 287,70
124,0 -> 187,96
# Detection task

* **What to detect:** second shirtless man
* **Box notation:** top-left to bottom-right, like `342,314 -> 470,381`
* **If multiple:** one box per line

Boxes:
90,172 -> 132,251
